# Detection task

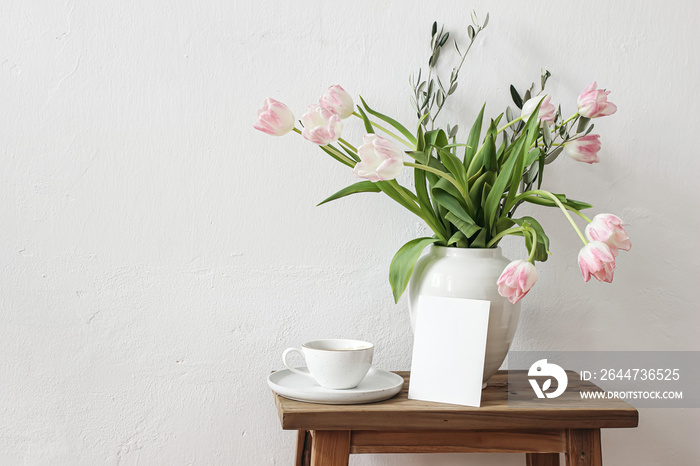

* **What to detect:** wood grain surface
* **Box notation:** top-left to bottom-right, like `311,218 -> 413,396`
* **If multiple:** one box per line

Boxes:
309,430 -> 350,466
526,452 -> 561,466
349,429 -> 565,454
565,429 -> 602,466
273,371 -> 639,431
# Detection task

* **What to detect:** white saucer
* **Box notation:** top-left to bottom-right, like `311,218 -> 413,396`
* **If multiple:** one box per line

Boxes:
268,367 -> 404,405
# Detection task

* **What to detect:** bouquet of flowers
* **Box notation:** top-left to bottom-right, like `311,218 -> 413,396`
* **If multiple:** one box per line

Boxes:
254,12 -> 630,305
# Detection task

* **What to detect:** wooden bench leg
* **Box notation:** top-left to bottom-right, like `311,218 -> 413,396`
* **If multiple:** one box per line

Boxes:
565,429 -> 602,466
527,452 -> 560,465
310,430 -> 351,466
295,430 -> 311,466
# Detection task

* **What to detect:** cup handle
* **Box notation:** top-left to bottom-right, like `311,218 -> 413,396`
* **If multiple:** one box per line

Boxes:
282,347 -> 313,378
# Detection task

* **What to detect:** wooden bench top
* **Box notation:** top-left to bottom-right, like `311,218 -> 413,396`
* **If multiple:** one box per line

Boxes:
273,370 -> 639,431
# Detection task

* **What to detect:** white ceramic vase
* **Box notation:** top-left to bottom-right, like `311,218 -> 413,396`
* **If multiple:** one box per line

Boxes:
407,245 -> 521,385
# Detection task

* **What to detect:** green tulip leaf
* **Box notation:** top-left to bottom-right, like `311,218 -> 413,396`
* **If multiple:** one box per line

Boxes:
470,228 -> 488,248
432,182 -> 474,224
521,194 -> 593,211
463,104 -> 485,169
524,147 -> 541,167
416,123 -> 426,152
356,106 -> 375,134
389,237 -> 441,303
424,129 -> 449,149
360,96 -> 417,146
337,140 -> 361,163
446,230 -> 466,246
446,212 -> 482,238
468,170 -> 489,210
374,181 -> 421,218
564,198 -> 593,210
319,145 -> 354,168
436,147 -> 467,188
512,216 -> 551,256
504,137 -> 530,215
482,132 -> 497,172
484,135 -> 526,232
317,181 -> 381,206
424,156 -> 448,188
413,166 -> 443,237
494,217 -> 515,234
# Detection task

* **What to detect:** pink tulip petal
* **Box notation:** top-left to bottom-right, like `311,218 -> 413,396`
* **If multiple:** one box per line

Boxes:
497,260 -> 538,304
301,105 -> 342,145
320,85 -> 354,119
585,214 -> 631,256
578,241 -> 616,284
577,83 -> 617,119
353,135 -> 404,182
253,98 -> 295,136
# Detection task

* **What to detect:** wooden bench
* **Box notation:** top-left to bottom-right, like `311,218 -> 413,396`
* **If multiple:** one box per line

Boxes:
272,370 -> 638,465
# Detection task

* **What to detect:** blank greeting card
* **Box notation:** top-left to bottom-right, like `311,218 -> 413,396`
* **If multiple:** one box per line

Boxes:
408,295 -> 490,407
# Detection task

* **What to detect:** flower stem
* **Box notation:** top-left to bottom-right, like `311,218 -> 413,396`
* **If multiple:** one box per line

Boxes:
386,180 -> 446,242
571,209 -> 591,223
352,112 -> 414,149
325,145 -> 356,166
527,189 -> 587,245
486,226 -> 525,248
526,228 -> 538,262
292,128 -> 356,166
389,180 -> 418,205
550,112 -> 579,136
404,162 -> 466,198
485,225 -> 539,261
498,116 -> 523,134
338,138 -> 356,152
559,113 -> 578,127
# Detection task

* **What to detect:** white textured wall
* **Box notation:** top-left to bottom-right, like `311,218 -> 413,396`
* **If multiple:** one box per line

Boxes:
1,0 -> 699,464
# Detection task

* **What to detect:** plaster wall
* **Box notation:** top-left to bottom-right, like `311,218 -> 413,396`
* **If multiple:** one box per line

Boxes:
1,1 -> 699,464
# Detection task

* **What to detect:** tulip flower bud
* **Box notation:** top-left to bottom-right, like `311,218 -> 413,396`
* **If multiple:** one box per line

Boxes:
577,82 -> 617,118
578,241 -> 616,283
319,85 -> 354,119
497,260 -> 538,304
353,134 -> 404,182
301,105 -> 343,145
253,98 -> 295,136
520,95 -> 556,127
564,134 -> 602,164
585,214 -> 631,256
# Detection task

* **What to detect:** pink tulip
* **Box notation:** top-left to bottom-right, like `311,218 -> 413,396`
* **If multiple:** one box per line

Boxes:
578,241 -> 616,283
301,105 -> 343,145
253,98 -> 295,136
564,134 -> 602,164
577,82 -> 617,118
353,134 -> 404,182
497,260 -> 538,304
319,85 -> 354,119
520,95 -> 556,127
585,214 -> 631,257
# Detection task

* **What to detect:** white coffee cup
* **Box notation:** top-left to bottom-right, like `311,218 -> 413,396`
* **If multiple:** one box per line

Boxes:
282,339 -> 374,389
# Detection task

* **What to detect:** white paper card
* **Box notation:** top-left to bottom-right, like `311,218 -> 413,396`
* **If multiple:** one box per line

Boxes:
408,295 -> 490,407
